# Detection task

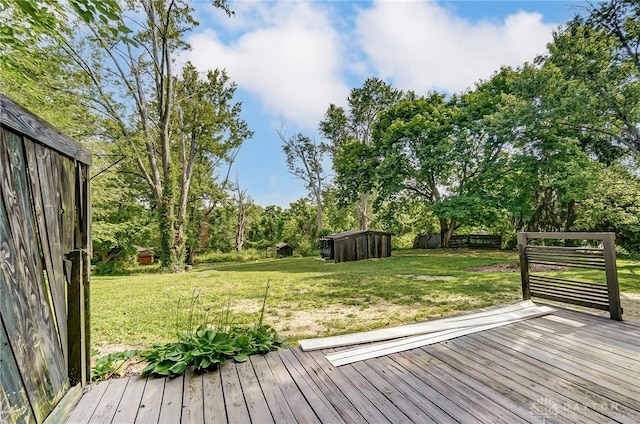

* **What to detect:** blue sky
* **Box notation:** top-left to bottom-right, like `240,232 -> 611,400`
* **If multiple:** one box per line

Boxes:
183,1 -> 586,207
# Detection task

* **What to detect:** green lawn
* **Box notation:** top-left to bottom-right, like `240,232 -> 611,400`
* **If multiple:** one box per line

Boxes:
91,249 -> 640,349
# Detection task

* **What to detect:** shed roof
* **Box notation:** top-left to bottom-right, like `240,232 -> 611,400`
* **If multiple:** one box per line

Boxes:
275,242 -> 293,249
321,229 -> 393,241
0,95 -> 92,164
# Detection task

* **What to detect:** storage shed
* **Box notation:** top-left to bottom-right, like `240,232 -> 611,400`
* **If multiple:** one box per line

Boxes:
319,230 -> 392,263
413,233 -> 442,249
136,249 -> 155,265
0,95 -> 92,423
275,242 -> 294,258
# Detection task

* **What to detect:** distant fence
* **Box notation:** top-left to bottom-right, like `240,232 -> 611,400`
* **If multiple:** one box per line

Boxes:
517,232 -> 622,320
1,95 -> 91,423
415,233 -> 501,249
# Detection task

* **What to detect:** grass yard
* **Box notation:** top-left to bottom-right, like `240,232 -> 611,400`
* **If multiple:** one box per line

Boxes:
91,249 -> 640,351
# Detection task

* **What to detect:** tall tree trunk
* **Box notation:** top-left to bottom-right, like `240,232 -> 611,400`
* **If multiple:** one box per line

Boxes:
442,218 -> 457,248
357,192 -> 368,230
235,186 -> 248,252
315,191 -> 323,232
236,216 -> 244,252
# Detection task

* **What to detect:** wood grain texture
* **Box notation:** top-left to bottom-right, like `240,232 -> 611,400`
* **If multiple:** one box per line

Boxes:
0,316 -> 36,424
23,139 -> 60,337
181,368 -> 204,424
220,361 -> 251,424
86,377 -> 127,424
202,368 -> 227,424
235,359 -> 274,424
64,382 -> 109,424
58,157 -> 76,254
33,142 -> 68,362
42,384 -> 82,424
0,95 -> 91,164
157,374 -> 183,424
248,355 -> 298,424
0,129 -> 68,423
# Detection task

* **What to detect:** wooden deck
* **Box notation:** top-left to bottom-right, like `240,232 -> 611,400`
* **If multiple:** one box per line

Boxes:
66,306 -> 640,423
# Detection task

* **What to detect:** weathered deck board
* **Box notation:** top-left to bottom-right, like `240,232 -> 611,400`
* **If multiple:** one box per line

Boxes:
157,374 -> 183,424
263,350 -> 325,423
202,369 -> 226,424
235,359 -> 274,424
182,369 -> 204,424
65,382 -> 108,423
220,361 -> 250,424
111,376 -> 146,423
464,333 -> 640,423
134,377 -> 163,424
67,306 -> 640,423
87,377 -> 128,424
248,355 -> 298,424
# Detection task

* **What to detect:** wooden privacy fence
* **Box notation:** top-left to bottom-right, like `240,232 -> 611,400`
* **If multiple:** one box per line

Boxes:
449,234 -> 502,249
517,232 -> 622,320
1,95 -> 91,423
415,233 -> 501,249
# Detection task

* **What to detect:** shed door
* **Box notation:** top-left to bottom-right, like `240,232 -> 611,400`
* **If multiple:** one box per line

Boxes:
0,129 -> 70,423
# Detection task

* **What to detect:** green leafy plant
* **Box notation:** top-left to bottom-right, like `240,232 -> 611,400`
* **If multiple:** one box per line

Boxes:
138,324 -> 284,376
139,281 -> 284,377
91,350 -> 138,381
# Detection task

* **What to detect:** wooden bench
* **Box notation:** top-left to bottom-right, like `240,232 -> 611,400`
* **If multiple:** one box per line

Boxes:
517,232 -> 622,320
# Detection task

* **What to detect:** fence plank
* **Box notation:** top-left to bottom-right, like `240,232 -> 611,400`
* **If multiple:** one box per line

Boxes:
67,251 -> 86,386
0,316 -> 37,424
0,130 -> 68,423
23,139 -> 68,367
0,95 -> 92,164
34,143 -> 69,360
59,157 -> 76,254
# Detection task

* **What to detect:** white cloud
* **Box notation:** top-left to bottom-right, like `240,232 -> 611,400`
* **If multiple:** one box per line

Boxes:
355,1 -> 558,94
185,2 -> 349,130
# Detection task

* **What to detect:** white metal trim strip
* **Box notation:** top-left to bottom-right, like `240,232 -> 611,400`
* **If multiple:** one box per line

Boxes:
325,305 -> 554,366
299,300 -> 540,351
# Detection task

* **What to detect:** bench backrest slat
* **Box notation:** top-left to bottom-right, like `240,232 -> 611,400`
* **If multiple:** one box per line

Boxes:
517,232 -> 622,320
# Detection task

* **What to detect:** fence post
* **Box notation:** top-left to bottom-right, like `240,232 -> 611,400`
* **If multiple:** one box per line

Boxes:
517,232 -> 530,300
67,250 -> 86,386
602,233 -> 623,320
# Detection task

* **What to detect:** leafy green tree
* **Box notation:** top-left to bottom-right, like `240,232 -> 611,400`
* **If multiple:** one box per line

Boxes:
574,164 -> 640,252
48,0 -> 248,271
320,78 -> 402,229
247,205 -> 286,248
279,132 -> 326,232
544,1 -> 640,161
489,64 -> 601,235
91,143 -> 155,272
281,199 -> 318,255
320,186 -> 358,234
0,0 -> 125,82
175,63 -> 252,259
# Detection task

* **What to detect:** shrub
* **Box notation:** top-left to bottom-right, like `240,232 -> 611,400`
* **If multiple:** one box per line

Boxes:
138,324 -> 284,376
